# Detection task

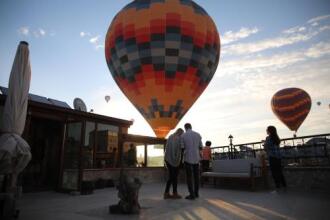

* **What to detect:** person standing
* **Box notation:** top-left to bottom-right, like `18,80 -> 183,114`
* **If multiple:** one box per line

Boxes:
201,141 -> 212,172
264,125 -> 287,192
163,128 -> 184,199
127,144 -> 137,167
181,123 -> 203,200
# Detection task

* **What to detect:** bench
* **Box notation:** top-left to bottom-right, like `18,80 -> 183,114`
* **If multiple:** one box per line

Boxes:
201,158 -> 265,190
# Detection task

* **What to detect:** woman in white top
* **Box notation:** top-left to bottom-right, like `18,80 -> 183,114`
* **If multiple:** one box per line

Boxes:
164,128 -> 184,199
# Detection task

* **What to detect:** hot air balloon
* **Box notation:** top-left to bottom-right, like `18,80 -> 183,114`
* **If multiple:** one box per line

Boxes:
105,0 -> 220,138
317,101 -> 321,106
271,88 -> 311,133
105,95 -> 110,103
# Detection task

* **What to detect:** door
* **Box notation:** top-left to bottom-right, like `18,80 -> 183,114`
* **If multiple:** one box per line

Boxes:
22,118 -> 63,192
61,121 -> 82,191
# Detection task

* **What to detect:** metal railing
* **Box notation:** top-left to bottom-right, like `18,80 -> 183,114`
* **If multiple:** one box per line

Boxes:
211,133 -> 330,166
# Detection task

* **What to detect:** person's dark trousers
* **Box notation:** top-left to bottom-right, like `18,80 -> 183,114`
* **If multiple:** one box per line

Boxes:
185,162 -> 200,197
164,161 -> 179,194
269,156 -> 287,188
201,160 -> 210,172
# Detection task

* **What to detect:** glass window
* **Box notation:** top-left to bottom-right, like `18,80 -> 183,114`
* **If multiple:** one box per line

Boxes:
147,144 -> 164,167
96,124 -> 118,153
136,145 -> 145,167
64,122 -> 81,169
122,142 -> 139,167
62,122 -> 82,190
95,123 -> 119,168
82,122 -> 95,169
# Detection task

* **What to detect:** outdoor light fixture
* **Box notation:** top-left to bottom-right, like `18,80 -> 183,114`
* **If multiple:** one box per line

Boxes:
228,134 -> 234,159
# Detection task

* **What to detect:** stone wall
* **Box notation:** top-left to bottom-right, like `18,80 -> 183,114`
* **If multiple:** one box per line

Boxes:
83,167 -> 166,184
267,167 -> 330,193
83,166 -> 330,193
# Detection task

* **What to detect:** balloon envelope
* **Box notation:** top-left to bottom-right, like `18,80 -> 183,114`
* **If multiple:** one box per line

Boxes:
317,101 -> 321,106
105,0 -> 220,137
271,88 -> 311,132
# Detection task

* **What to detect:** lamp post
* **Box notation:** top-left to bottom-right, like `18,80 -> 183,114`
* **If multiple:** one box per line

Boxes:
228,134 -> 234,159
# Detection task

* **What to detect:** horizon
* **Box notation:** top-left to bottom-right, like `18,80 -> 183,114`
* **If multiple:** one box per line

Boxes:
0,0 -> 329,146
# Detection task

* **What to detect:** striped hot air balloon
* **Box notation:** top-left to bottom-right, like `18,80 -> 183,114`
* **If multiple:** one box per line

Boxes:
105,0 -> 220,138
271,88 -> 311,132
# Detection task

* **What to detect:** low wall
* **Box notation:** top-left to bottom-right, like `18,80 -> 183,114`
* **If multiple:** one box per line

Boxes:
83,167 -> 166,184
83,166 -> 330,193
267,166 -> 330,193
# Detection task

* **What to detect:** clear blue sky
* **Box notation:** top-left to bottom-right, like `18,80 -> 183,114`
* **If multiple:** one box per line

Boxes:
1,0 -> 329,145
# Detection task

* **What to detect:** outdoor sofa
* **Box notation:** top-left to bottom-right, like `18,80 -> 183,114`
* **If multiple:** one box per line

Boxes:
201,158 -> 266,191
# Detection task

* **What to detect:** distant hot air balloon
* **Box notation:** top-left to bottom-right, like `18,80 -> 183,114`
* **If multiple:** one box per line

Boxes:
271,88 -> 311,133
317,101 -> 321,106
105,0 -> 220,138
105,95 -> 110,103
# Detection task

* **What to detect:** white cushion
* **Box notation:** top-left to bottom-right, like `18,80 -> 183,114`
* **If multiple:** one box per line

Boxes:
211,158 -> 261,173
202,172 -> 250,178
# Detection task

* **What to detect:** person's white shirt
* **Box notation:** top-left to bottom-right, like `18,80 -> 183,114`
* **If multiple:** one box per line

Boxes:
181,129 -> 202,164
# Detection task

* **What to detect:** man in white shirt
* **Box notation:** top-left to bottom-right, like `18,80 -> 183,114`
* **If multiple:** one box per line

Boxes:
181,123 -> 203,200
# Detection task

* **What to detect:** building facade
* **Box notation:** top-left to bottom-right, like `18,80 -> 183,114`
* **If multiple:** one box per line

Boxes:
0,87 -> 166,193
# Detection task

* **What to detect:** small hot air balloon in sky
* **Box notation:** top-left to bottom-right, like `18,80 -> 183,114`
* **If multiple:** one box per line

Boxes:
317,101 -> 321,106
271,88 -> 311,133
105,0 -> 220,137
105,95 -> 110,103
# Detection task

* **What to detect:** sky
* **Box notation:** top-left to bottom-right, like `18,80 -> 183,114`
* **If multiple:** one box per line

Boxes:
0,0 -> 330,146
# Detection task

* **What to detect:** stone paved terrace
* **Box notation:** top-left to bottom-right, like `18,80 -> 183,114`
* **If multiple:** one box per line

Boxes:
18,183 -> 330,220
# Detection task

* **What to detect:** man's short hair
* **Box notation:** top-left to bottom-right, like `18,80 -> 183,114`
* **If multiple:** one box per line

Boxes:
184,123 -> 192,130
205,141 -> 212,146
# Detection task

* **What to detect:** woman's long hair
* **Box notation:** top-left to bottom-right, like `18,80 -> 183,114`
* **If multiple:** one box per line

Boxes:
267,125 -> 281,145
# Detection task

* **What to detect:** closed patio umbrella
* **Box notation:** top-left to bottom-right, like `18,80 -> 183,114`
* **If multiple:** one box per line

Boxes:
0,41 -> 32,185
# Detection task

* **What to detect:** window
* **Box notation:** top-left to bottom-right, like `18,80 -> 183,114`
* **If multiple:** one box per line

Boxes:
121,142 -> 165,167
95,123 -> 119,168
136,145 -> 145,167
147,144 -> 164,167
82,122 -> 95,169
96,124 -> 118,153
63,122 -> 81,169
122,142 -> 140,167
62,122 -> 82,190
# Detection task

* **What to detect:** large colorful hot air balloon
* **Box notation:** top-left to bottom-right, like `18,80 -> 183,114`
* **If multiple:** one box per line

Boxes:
271,88 -> 311,132
105,0 -> 220,137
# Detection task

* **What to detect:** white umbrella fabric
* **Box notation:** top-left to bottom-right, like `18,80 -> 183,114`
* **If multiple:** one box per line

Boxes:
0,41 -> 32,182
